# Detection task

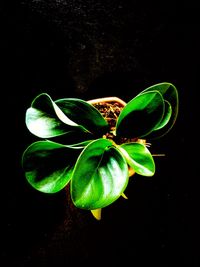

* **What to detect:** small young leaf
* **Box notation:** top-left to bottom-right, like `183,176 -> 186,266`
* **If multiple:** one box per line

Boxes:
91,209 -> 102,220
119,142 -> 155,176
22,140 -> 83,193
139,82 -> 179,138
116,91 -> 165,138
71,138 -> 129,210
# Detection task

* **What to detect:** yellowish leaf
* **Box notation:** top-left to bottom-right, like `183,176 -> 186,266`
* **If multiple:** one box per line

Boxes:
91,208 -> 102,220
121,192 -> 128,199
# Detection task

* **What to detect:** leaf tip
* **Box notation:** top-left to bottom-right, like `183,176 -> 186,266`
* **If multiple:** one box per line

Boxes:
121,192 -> 128,199
91,208 -> 102,220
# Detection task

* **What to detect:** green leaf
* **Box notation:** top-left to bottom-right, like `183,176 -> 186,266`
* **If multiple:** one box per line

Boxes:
71,138 -> 129,210
25,94 -> 108,139
116,91 -> 165,138
26,93 -> 87,138
139,82 -> 179,138
22,140 -> 83,193
55,98 -> 109,136
119,142 -> 155,176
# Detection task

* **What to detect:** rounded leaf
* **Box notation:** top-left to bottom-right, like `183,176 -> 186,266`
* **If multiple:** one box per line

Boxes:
55,98 -> 109,136
71,138 -> 129,210
116,91 -> 165,138
139,82 -> 179,138
119,142 -> 155,176
22,141 -> 83,193
25,93 -> 85,138
25,94 -> 108,139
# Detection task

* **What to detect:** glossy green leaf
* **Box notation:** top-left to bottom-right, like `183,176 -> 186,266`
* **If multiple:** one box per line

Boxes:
119,142 -> 155,176
116,91 -> 165,138
139,82 -> 179,138
26,94 -> 108,139
22,140 -> 83,193
26,93 -> 87,138
55,98 -> 109,136
71,138 -> 129,210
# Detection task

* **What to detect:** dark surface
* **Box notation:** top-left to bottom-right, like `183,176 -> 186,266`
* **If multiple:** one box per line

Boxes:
1,1 -> 199,266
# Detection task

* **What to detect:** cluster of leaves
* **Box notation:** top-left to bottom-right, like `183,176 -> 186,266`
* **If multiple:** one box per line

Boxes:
22,82 -> 178,216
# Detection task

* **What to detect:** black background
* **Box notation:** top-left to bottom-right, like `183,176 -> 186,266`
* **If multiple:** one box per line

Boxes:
1,1 -> 199,266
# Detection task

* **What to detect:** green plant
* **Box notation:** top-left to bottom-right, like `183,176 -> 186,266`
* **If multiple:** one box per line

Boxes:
22,82 -> 178,220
